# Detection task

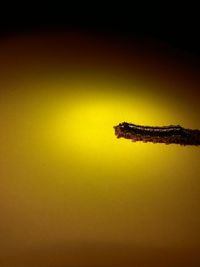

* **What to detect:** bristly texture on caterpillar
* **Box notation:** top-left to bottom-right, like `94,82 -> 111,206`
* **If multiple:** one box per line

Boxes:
114,122 -> 200,146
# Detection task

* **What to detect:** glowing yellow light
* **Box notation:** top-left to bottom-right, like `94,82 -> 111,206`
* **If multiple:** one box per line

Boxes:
1,35 -> 200,266
36,79 -> 198,184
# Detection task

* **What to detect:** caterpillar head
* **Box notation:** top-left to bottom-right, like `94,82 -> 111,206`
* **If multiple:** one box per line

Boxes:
113,122 -> 131,138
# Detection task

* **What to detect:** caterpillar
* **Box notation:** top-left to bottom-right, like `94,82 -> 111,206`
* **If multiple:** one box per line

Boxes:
114,122 -> 200,145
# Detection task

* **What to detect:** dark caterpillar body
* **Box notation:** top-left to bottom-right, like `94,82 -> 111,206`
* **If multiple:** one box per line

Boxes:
114,122 -> 200,146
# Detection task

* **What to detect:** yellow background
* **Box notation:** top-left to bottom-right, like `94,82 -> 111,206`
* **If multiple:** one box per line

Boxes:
0,33 -> 199,266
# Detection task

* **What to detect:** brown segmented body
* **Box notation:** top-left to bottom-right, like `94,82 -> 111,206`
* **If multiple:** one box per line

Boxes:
114,122 -> 200,145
